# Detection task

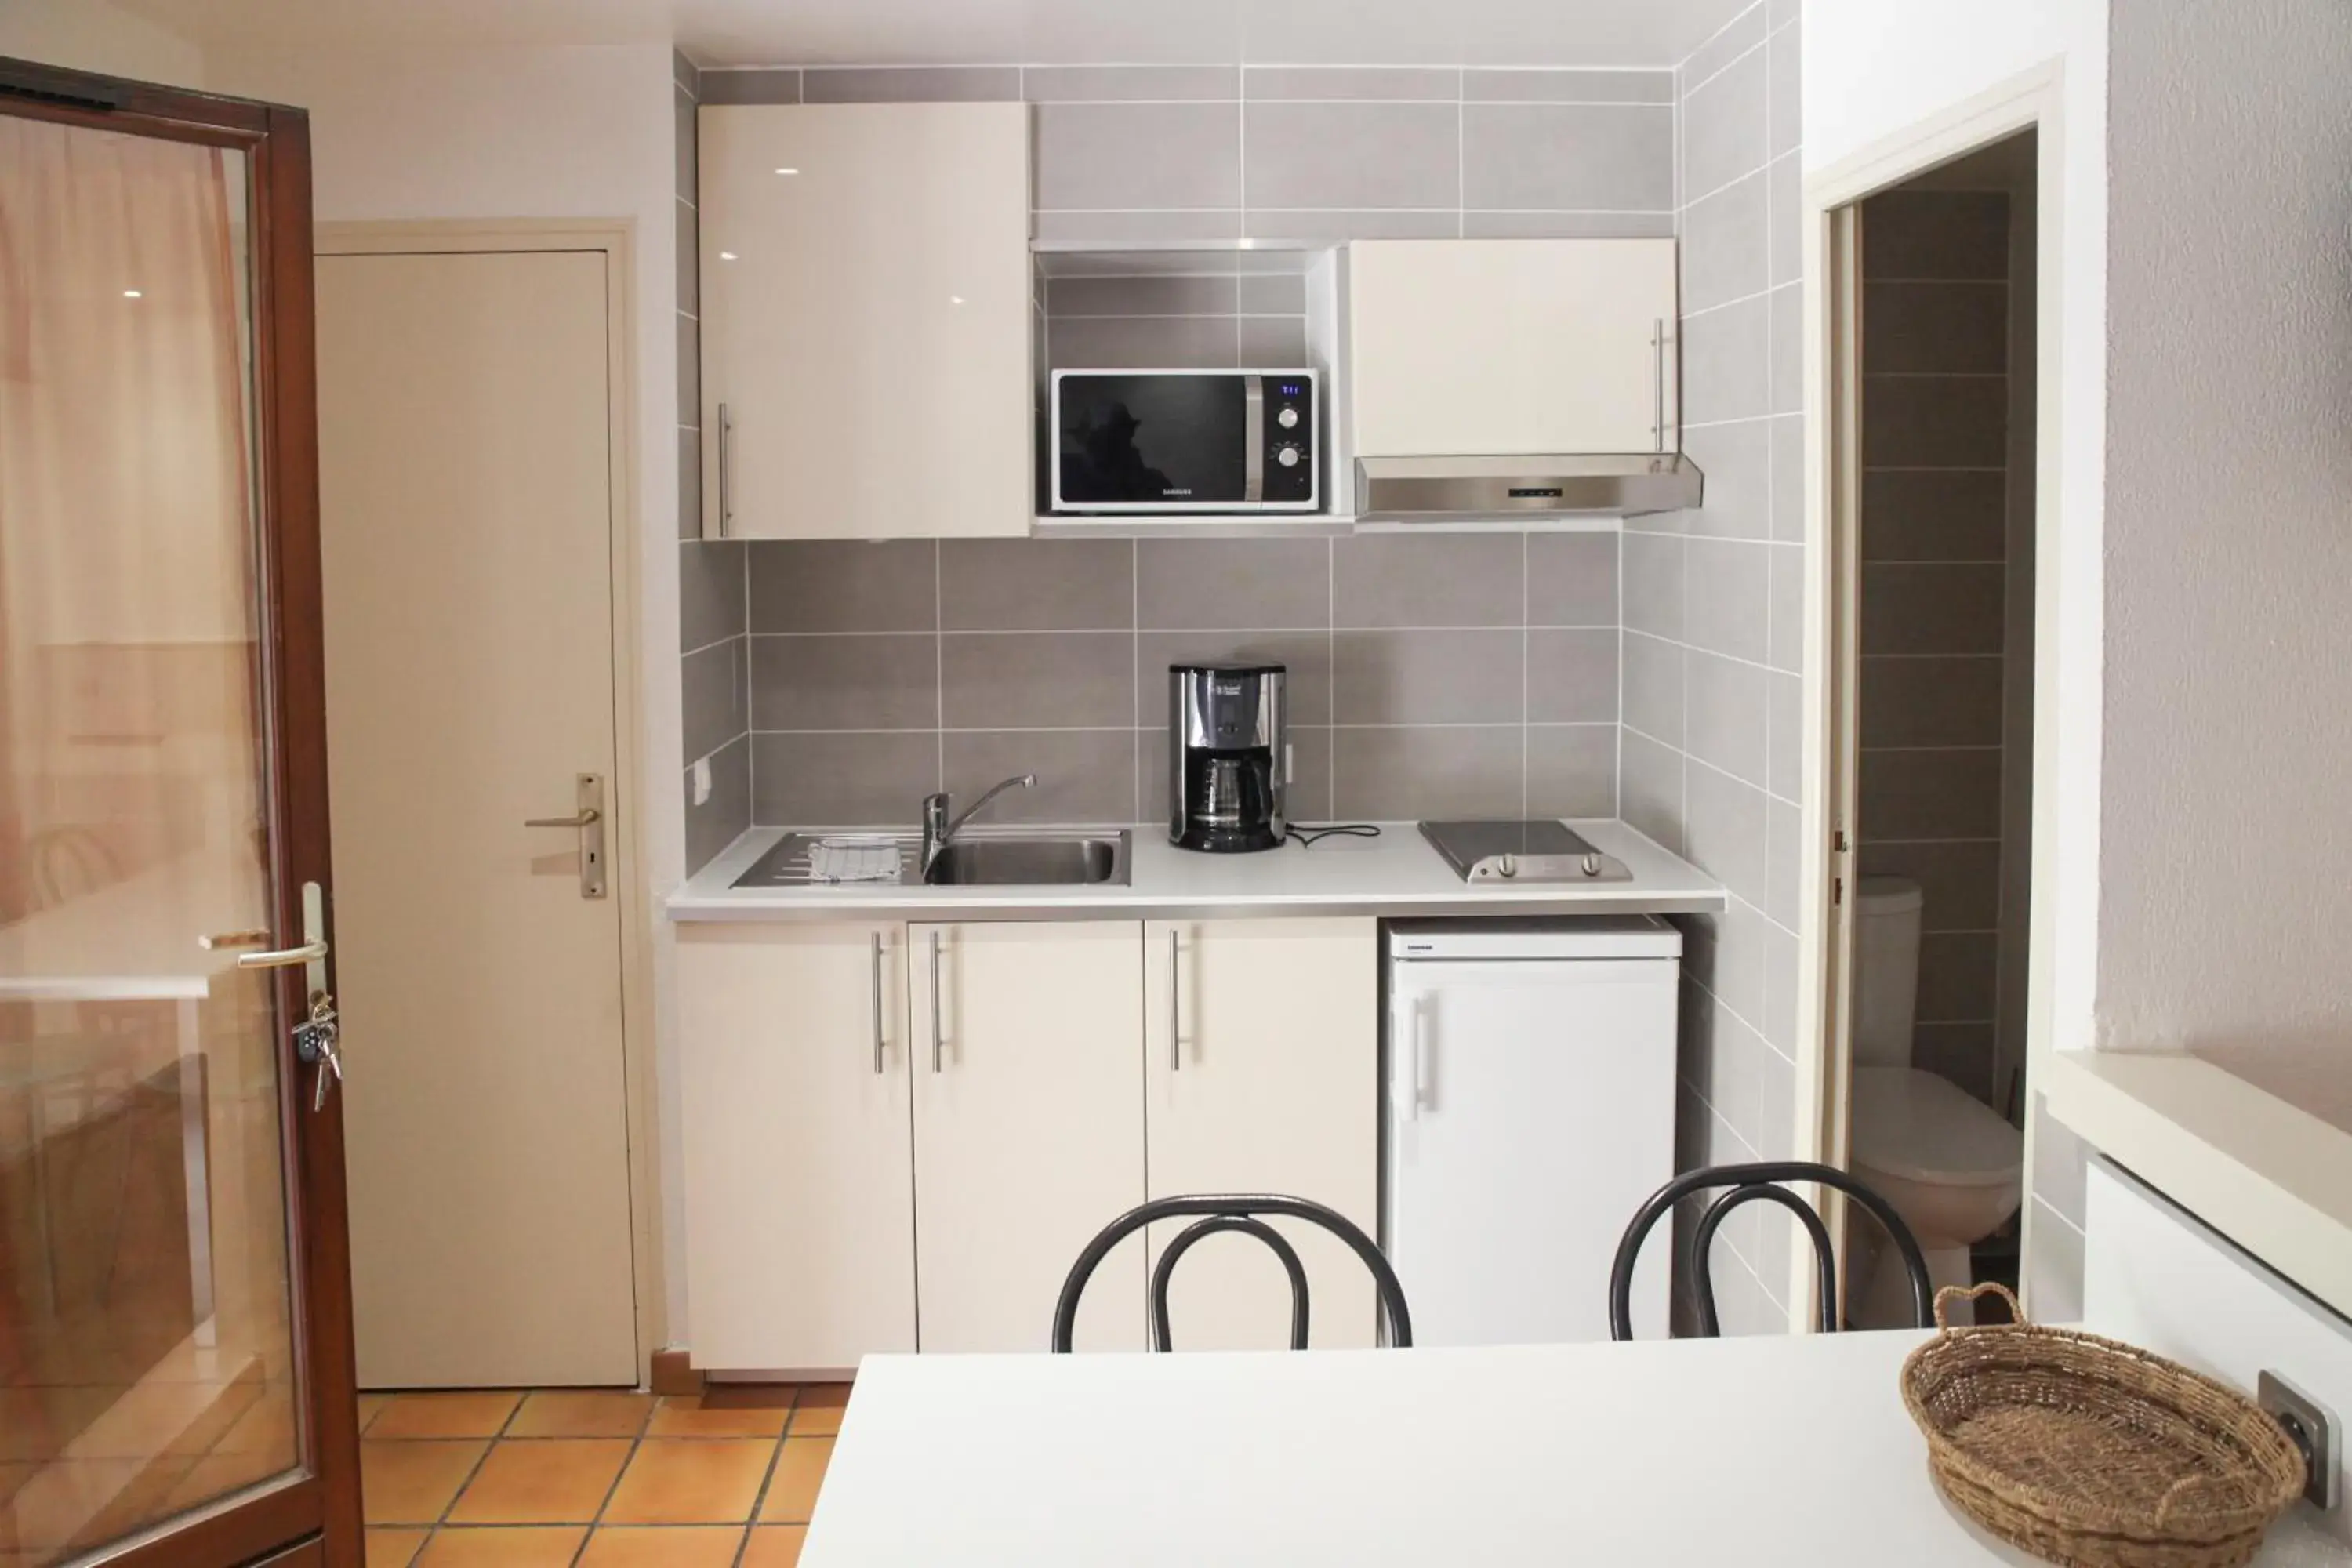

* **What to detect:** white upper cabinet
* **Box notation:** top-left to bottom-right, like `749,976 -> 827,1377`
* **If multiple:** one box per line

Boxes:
699,103 -> 1033,539
1348,239 -> 1680,459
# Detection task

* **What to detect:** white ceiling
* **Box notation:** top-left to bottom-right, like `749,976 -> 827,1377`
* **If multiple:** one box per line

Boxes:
119,0 -> 1757,68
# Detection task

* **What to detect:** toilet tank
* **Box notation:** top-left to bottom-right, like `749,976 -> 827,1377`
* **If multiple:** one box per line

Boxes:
1853,877 -> 1924,1067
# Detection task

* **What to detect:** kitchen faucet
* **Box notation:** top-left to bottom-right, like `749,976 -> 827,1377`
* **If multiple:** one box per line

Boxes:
921,774 -> 1036,877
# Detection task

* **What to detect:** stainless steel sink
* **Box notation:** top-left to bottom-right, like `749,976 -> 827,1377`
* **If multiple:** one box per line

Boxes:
924,832 -> 1130,887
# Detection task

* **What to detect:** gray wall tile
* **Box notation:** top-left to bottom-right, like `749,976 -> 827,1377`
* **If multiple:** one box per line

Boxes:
680,539 -> 746,651
1682,418 -> 1769,539
1766,21 -> 1800,160
1462,105 -> 1674,212
1682,294 -> 1769,424
1465,68 -> 1674,103
1860,564 -> 2005,655
1621,726 -> 1686,853
1526,532 -> 1619,625
1861,656 -> 2005,747
1332,630 -> 1522,725
1682,3 -> 1769,93
1622,532 -> 1684,641
1861,191 -> 2009,278
1684,538 -> 1769,664
1766,669 -> 1801,799
1245,209 -> 1460,241
804,66 -> 1020,103
1139,631 -> 1332,727
1769,282 -> 1803,413
1863,281 -> 2009,374
1237,274 -> 1307,314
1681,170 -> 1768,314
1461,211 -> 1678,238
1767,154 -> 1800,288
1138,538 -> 1330,630
753,731 -> 936,825
677,426 -> 702,543
1685,759 -> 1769,906
1864,376 -> 2008,469
1035,103 -> 1240,211
699,68 -> 802,106
1245,66 -> 1457,100
1033,210 -> 1246,245
1528,628 -> 1621,722
1047,314 -> 1237,369
682,637 -> 749,763
676,310 -> 699,429
1860,747 -> 2003,840
944,729 -> 1134,825
675,85 -> 697,199
1527,725 -> 1619,815
1624,630 -> 1684,746
1918,931 -> 1998,1022
1330,726 -> 1523,819
1682,47 -> 1766,200
1243,102 -> 1458,210
1049,274 -> 1237,317
940,538 -> 1133,630
941,632 -> 1135,728
1766,797 -> 1802,927
751,633 -> 936,731
750,540 -> 938,633
1685,648 -> 1768,785
1861,472 -> 2007,560
684,734 -> 750,874
1915,1023 -> 1996,1100
676,198 -> 699,317
1238,317 -> 1308,364
1859,840 -> 2002,931
1023,66 -> 1239,102
1769,414 -> 1805,542
1334,534 -> 1522,628
1767,543 -> 1803,671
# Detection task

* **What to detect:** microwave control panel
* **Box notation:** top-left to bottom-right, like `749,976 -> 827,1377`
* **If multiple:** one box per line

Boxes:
1262,375 -> 1316,505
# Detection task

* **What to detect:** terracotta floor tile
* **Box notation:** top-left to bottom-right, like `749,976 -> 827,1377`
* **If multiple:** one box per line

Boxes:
445,1439 -> 630,1525
575,1524 -> 745,1566
757,1438 -> 833,1525
506,1392 -> 652,1440
412,1526 -> 586,1565
359,1439 -> 489,1524
644,1397 -> 787,1439
365,1526 -> 430,1567
699,1385 -> 797,1410
601,1439 -> 775,1525
740,1525 -> 808,1567
784,1387 -> 847,1439
369,1393 -> 522,1441
358,1394 -> 394,1434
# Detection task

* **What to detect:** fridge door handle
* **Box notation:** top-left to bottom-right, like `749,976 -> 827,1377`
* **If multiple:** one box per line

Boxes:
1394,993 -> 1424,1123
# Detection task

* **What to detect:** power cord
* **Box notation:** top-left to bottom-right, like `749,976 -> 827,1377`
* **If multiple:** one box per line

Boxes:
1284,822 -> 1382,848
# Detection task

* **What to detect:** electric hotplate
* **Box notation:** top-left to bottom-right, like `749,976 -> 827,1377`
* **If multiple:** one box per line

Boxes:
1417,819 -> 1633,884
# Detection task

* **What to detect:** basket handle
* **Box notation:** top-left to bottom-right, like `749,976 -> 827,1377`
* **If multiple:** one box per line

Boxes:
1933,1281 -> 2025,1333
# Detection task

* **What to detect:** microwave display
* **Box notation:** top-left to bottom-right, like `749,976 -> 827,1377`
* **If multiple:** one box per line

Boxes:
1052,370 -> 1318,514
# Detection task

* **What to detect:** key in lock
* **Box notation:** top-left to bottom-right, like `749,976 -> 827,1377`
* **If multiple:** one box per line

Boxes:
293,993 -> 344,1112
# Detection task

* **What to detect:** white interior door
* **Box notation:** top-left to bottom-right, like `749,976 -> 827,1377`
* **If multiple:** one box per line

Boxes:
317,247 -> 637,1387
1387,959 -> 1679,1346
1144,919 -> 1380,1350
910,922 -> 1145,1352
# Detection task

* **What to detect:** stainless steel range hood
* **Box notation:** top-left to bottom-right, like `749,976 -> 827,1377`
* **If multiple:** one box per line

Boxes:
1354,453 -> 1704,523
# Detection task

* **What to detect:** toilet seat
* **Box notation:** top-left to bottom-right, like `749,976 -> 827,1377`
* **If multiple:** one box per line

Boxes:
1849,1066 -> 2021,1189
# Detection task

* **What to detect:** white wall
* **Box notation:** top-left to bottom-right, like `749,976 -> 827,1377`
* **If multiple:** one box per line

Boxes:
0,0 -> 205,85
198,39 -> 693,1341
2094,2 -> 2352,1058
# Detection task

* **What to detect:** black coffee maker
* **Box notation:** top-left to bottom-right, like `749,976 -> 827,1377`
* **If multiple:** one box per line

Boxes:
1168,662 -> 1286,852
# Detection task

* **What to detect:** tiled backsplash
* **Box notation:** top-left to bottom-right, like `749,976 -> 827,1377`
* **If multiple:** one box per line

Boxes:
734,535 -> 1621,830
1040,267 -> 1310,373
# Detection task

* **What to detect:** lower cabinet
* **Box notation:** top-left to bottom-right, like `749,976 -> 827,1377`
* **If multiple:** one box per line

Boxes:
1145,919 -> 1381,1350
909,920 -> 1146,1352
678,916 -> 1377,1369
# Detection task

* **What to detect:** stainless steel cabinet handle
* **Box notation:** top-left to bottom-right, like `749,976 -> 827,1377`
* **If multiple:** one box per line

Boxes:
1167,929 -> 1182,1073
928,930 -> 943,1073
717,402 -> 734,536
869,931 -> 886,1076
1650,318 -> 1666,453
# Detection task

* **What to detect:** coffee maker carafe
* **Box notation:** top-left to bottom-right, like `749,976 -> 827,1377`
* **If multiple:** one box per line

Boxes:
1169,662 -> 1286,853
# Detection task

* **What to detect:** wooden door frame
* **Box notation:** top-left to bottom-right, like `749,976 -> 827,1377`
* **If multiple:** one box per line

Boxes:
313,220 -> 663,1370
0,55 -> 362,1566
1795,62 -> 2070,1327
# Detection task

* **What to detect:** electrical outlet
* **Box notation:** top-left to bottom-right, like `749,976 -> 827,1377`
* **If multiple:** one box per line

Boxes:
2260,1370 -> 2339,1513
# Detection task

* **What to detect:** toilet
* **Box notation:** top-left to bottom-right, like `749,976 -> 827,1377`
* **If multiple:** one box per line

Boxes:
1846,877 -> 2024,1327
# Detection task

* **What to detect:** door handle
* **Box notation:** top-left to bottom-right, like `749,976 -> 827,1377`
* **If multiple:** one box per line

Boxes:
1394,994 -> 1424,1123
524,774 -> 608,898
238,882 -> 332,1004
235,939 -> 326,971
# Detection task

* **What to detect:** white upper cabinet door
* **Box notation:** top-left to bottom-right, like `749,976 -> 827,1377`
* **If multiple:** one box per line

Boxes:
1348,238 -> 1680,458
699,103 -> 1033,539
677,923 -> 916,1372
1143,919 -> 1381,1351
910,922 -> 1147,1352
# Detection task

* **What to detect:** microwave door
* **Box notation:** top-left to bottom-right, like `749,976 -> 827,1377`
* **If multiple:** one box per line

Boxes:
1058,374 -> 1250,508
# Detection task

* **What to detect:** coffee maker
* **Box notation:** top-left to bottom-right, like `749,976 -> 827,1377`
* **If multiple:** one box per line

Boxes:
1168,662 -> 1286,852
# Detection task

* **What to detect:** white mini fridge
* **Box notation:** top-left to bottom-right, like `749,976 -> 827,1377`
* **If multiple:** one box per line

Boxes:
1384,918 -> 1682,1346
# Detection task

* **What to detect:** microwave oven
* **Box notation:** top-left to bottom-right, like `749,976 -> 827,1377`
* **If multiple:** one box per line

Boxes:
1050,368 -> 1319,514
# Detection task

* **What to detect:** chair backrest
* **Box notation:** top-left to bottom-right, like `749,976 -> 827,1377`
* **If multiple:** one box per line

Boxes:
1607,1160 -> 1933,1339
1052,1193 -> 1413,1352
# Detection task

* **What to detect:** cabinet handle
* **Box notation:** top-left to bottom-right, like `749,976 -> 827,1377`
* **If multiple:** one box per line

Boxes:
717,401 -> 735,535
1167,929 -> 1181,1073
928,930 -> 943,1074
1650,319 -> 1666,454
870,931 -> 885,1076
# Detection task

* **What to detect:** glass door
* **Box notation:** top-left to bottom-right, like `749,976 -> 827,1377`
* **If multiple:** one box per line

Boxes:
0,59 -> 358,1566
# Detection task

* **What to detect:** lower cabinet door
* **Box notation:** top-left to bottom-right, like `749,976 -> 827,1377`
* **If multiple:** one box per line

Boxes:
1144,918 -> 1381,1350
678,923 -> 915,1370
910,921 -> 1146,1352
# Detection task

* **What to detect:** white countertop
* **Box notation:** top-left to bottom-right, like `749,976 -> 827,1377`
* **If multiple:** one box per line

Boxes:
667,818 -> 1724,923
802,1331 -> 2337,1566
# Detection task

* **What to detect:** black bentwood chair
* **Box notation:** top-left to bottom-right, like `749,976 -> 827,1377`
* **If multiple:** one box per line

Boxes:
1608,1161 -> 1935,1339
1052,1193 -> 1414,1352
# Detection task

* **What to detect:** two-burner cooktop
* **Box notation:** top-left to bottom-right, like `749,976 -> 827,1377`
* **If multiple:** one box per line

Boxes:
1417,819 -> 1633,884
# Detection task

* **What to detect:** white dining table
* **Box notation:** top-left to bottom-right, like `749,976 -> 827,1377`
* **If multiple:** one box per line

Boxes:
803,1330 -> 2341,1566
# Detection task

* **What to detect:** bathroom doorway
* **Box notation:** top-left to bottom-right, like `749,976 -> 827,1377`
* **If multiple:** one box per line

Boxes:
1813,117 -> 2053,1329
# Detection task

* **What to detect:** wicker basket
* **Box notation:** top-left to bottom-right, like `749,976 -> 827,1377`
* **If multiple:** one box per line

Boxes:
1900,1283 -> 2307,1568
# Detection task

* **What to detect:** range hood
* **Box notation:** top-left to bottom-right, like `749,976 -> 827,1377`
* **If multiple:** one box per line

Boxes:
1354,453 -> 1704,523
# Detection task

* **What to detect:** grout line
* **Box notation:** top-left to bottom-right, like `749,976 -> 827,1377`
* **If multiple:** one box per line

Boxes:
749,622 -> 1620,637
